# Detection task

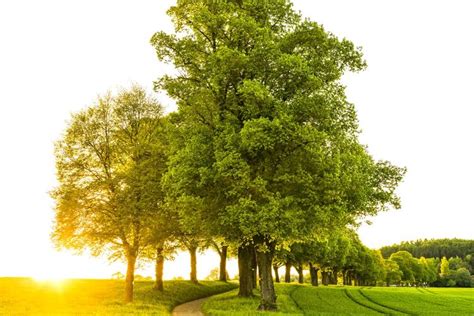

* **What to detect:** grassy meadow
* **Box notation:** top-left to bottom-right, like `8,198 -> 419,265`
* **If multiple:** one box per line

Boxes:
1,278 -> 472,315
204,283 -> 474,315
0,278 -> 236,315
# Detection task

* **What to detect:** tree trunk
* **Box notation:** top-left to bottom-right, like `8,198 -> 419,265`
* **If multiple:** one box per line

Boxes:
256,241 -> 277,311
251,248 -> 258,289
125,253 -> 137,303
273,264 -> 280,283
219,245 -> 228,282
238,244 -> 254,297
154,246 -> 164,291
309,262 -> 318,286
331,268 -> 338,285
284,262 -> 291,283
322,271 -> 329,286
296,265 -> 304,284
348,271 -> 354,286
189,245 -> 198,284
344,270 -> 352,286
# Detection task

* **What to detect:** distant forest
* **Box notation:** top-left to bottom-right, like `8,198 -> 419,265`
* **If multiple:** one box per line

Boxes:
380,239 -> 474,259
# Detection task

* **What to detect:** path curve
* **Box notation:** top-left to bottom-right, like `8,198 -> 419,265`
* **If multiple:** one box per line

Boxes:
171,297 -> 208,316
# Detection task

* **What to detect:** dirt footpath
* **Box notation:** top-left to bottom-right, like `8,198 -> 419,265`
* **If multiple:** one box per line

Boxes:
172,297 -> 208,316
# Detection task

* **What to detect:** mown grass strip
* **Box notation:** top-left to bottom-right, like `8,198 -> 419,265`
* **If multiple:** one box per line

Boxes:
358,289 -> 414,316
343,289 -> 387,315
291,286 -> 380,315
421,288 -> 437,295
288,285 -> 304,314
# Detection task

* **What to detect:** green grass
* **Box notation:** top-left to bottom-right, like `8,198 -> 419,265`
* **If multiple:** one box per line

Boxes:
203,283 -> 302,316
0,277 -> 237,315
204,283 -> 474,315
2,278 -> 472,315
358,286 -> 474,315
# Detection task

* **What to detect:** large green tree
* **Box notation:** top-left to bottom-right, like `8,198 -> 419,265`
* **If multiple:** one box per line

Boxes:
153,0 -> 404,309
52,86 -> 166,302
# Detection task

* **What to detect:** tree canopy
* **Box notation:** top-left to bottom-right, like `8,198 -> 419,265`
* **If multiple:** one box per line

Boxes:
51,86 -> 168,302
151,0 -> 405,309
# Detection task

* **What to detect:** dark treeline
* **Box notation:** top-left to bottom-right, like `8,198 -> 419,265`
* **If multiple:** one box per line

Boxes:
380,239 -> 474,259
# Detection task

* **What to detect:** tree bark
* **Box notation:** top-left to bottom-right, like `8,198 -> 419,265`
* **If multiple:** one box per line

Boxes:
256,241 -> 277,311
238,244 -> 254,297
322,271 -> 329,286
331,268 -> 338,285
309,262 -> 319,286
273,263 -> 280,283
219,245 -> 228,282
154,246 -> 164,291
251,248 -> 258,289
284,262 -> 292,283
125,253 -> 137,303
189,245 -> 198,283
296,265 -> 304,284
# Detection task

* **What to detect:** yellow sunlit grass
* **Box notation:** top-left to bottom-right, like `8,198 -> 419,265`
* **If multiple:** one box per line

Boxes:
0,278 -> 236,315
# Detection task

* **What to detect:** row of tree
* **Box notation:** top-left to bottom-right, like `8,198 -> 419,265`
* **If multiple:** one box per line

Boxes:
52,0 -> 406,310
276,234 -> 473,288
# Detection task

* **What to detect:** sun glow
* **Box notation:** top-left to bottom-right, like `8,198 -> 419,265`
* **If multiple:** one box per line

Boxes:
32,270 -> 68,284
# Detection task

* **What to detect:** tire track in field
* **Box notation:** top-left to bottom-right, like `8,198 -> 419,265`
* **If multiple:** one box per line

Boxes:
288,285 -> 304,315
421,288 -> 437,295
415,288 -> 455,307
415,288 -> 425,294
343,289 -> 387,315
358,289 -> 415,316
419,287 -> 474,306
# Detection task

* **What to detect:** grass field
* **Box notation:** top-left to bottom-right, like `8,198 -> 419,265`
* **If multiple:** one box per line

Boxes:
0,277 -> 237,315
204,284 -> 474,315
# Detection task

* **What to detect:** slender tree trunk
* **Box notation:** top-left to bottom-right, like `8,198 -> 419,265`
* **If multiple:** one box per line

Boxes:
219,245 -> 228,282
255,241 -> 277,311
284,262 -> 292,283
296,265 -> 304,284
125,253 -> 137,303
331,268 -> 338,285
322,271 -> 329,286
349,271 -> 354,286
189,245 -> 198,284
309,262 -> 318,286
154,246 -> 164,291
238,244 -> 254,297
251,248 -> 258,289
273,264 -> 280,283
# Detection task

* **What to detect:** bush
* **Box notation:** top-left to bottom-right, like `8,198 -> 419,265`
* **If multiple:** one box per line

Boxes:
454,268 -> 472,287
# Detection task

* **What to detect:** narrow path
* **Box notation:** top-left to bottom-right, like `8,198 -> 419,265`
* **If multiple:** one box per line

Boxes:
172,297 -> 208,316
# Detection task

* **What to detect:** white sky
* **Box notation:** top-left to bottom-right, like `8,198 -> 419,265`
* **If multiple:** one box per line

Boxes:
0,0 -> 473,279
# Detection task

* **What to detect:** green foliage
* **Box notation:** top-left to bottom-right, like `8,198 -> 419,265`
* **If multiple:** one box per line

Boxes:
380,238 -> 474,259
418,257 -> 438,284
384,259 -> 402,285
389,251 -> 420,284
454,268 -> 472,287
449,256 -> 470,271
154,0 -> 405,249
52,86 -> 166,259
0,278 -> 237,315
440,256 -> 450,277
